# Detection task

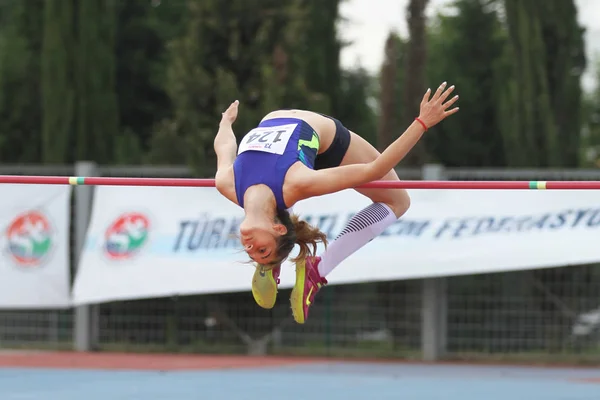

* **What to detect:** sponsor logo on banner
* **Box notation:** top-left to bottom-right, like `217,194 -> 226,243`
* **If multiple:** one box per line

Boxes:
104,212 -> 150,260
5,211 -> 53,267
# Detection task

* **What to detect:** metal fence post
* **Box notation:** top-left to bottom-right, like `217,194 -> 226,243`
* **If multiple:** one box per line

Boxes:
74,161 -> 99,351
421,164 -> 448,361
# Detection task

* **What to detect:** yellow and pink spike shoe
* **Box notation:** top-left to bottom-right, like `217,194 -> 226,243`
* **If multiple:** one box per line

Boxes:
290,256 -> 327,324
251,264 -> 281,309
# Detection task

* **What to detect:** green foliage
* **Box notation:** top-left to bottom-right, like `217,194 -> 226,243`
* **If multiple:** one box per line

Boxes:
301,0 -> 342,115
339,67 -> 378,145
113,128 -> 144,165
0,0 -> 44,162
0,0 -> 374,168
499,0 -> 585,167
114,0 -> 186,151
425,0 -> 507,167
145,119 -> 187,165
0,0 -> 591,170
41,0 -> 75,163
377,32 -> 404,150
581,57 -> 600,167
401,0 -> 430,166
154,0 -> 358,174
42,0 -> 120,163
537,0 -> 586,167
76,0 -> 119,163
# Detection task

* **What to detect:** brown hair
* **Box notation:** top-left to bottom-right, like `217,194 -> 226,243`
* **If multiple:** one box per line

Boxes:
260,208 -> 327,269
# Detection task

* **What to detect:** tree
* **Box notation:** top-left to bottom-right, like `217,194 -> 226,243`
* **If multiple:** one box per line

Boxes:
338,67 -> 378,145
538,0 -> 586,167
76,0 -> 119,163
42,0 -> 119,163
401,0 -> 430,166
301,0 -> 342,115
378,33 -> 400,151
581,57 -> 600,166
425,0 -> 507,167
154,0 -> 329,174
41,0 -> 75,163
0,0 -> 44,162
114,0 -> 186,154
499,0 -> 585,167
150,0 -> 238,172
377,32 -> 409,151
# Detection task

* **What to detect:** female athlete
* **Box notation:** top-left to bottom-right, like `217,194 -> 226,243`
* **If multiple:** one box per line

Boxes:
214,82 -> 459,324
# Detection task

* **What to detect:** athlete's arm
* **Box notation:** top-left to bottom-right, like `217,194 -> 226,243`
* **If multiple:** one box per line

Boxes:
297,121 -> 426,197
215,167 -> 239,205
214,101 -> 240,205
214,101 -> 239,171
214,123 -> 237,170
297,83 -> 459,198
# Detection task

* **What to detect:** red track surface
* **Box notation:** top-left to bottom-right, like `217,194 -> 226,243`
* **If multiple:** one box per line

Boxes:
0,352 -> 316,371
0,351 -> 599,375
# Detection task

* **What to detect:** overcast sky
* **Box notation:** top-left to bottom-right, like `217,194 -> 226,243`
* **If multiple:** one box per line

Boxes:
338,0 -> 600,91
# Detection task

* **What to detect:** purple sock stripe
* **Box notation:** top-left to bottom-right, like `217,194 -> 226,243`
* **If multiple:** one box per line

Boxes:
335,203 -> 393,239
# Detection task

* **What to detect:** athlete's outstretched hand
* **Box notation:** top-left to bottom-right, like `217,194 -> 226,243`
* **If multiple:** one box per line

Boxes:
220,100 -> 239,125
417,82 -> 459,129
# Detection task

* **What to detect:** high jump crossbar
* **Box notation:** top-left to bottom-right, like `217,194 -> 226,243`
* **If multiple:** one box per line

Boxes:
0,175 -> 599,190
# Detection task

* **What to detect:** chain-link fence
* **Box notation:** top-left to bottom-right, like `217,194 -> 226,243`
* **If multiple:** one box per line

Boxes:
1,164 -> 599,364
441,168 -> 600,363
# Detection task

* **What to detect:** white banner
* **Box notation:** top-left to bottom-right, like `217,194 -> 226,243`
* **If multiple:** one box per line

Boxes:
72,185 -> 600,305
0,185 -> 71,308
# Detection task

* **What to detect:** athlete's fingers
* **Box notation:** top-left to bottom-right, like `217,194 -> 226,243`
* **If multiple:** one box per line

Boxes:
222,100 -> 239,118
421,88 -> 431,106
431,82 -> 447,101
444,107 -> 460,116
443,94 -> 459,109
227,101 -> 238,112
438,85 -> 455,104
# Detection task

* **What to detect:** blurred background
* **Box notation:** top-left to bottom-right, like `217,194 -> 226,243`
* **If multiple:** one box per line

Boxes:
0,0 -> 600,364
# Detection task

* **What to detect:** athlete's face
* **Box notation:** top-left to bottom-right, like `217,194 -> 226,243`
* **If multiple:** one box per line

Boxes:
239,224 -> 286,264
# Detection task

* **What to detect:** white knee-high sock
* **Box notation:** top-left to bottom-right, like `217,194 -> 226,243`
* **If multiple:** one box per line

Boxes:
317,202 -> 398,277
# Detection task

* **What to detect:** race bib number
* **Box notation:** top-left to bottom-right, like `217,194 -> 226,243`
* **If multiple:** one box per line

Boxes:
237,123 -> 298,155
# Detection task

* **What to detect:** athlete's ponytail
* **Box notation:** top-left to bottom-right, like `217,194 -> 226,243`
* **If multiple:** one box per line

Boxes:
289,214 -> 328,262
272,208 -> 327,266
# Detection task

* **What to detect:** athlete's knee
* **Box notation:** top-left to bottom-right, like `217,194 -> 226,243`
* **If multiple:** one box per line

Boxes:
385,190 -> 410,218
